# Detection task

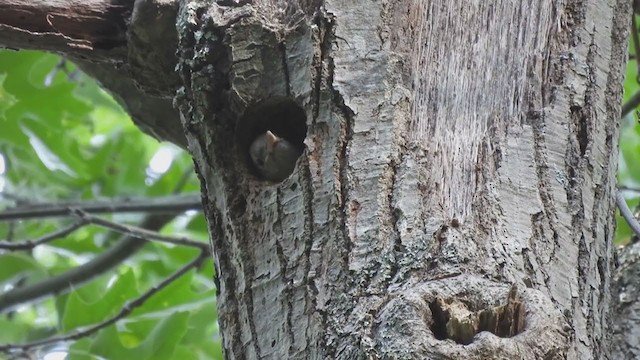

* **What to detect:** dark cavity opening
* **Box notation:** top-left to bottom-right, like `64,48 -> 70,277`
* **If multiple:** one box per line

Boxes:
237,97 -> 307,180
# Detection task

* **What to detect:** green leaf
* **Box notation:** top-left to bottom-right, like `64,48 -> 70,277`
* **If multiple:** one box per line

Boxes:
131,311 -> 190,360
130,268 -> 213,317
88,323 -> 130,360
0,49 -> 218,358
0,316 -> 30,343
0,253 -> 45,283
62,269 -> 138,331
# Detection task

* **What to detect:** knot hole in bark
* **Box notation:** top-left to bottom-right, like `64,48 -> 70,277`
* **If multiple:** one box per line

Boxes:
374,279 -> 567,357
237,97 -> 307,180
428,285 -> 525,345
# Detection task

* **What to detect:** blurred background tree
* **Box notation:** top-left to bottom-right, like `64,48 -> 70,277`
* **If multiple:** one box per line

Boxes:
0,50 -> 222,360
617,19 -> 640,243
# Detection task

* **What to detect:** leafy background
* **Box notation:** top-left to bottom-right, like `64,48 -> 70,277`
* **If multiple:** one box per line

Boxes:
0,50 -> 222,360
618,40 -> 640,242
0,27 -> 639,359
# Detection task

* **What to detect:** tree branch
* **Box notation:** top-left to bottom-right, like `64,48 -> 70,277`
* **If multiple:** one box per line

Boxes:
72,209 -> 209,251
0,0 -> 131,62
0,1 -> 187,149
0,193 -> 201,221
621,91 -> 640,118
0,250 -> 209,352
0,170 -> 202,312
0,220 -> 87,250
0,213 -> 177,313
617,191 -> 640,239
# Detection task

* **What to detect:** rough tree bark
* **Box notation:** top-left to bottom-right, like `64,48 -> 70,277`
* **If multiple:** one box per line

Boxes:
612,241 -> 640,359
0,0 -> 633,359
174,0 -> 630,358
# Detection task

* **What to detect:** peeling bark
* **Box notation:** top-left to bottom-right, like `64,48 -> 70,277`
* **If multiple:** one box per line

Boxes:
0,0 -> 129,60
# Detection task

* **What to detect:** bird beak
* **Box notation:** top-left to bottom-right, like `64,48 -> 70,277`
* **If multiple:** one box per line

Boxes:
265,131 -> 279,152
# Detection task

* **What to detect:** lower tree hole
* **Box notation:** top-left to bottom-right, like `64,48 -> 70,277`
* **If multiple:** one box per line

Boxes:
429,293 -> 525,345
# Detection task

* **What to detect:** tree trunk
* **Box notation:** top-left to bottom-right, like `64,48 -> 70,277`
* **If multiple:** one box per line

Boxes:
612,241 -> 640,359
174,0 -> 630,359
0,0 -> 630,358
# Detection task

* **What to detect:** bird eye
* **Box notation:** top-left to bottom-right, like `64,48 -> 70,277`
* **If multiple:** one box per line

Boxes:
256,158 -> 265,167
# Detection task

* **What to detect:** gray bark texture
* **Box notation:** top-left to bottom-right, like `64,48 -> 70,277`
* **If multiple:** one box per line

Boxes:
172,0 -> 631,359
612,241 -> 640,359
0,0 -> 633,359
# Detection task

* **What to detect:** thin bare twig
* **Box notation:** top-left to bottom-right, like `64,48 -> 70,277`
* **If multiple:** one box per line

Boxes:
0,171 -> 202,312
71,209 -> 209,251
618,185 -> 640,193
621,91 -> 640,118
617,192 -> 640,239
0,193 -> 202,222
4,221 -> 16,242
0,220 -> 87,250
172,167 -> 196,195
0,213 -> 176,313
0,250 -> 209,353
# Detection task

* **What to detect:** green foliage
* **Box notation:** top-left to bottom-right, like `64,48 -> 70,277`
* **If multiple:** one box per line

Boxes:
618,25 -> 640,244
0,50 -> 220,359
